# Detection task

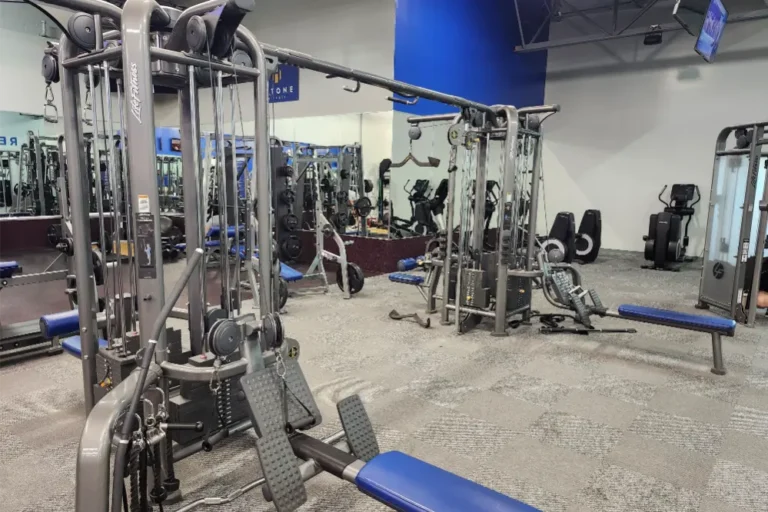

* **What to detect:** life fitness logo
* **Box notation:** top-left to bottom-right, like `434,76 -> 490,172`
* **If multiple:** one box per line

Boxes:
130,62 -> 142,124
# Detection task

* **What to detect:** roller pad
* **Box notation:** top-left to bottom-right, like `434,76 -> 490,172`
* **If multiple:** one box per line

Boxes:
356,451 -> 540,512
256,430 -> 307,512
40,309 -> 81,339
0,261 -> 21,279
337,394 -> 379,462
618,304 -> 736,335
240,360 -> 321,437
389,273 -> 424,285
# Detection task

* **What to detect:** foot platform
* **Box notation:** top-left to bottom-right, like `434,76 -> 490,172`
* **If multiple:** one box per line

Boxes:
337,395 -> 379,462
256,431 -> 307,512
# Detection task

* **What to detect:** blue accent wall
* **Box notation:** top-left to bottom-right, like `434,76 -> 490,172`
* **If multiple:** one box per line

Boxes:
393,0 -> 549,115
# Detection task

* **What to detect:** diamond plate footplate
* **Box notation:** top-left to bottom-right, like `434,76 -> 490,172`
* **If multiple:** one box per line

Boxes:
256,430 -> 307,512
337,394 -> 380,462
240,360 -> 322,437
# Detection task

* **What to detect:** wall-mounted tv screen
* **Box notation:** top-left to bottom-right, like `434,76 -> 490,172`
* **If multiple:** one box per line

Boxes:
695,0 -> 728,63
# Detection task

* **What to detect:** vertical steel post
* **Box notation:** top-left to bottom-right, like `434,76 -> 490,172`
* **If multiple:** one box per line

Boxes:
493,106 -> 520,336
440,144 -> 459,325
747,125 -> 767,326
121,0 -> 166,358
471,135 -> 489,253
525,129 -> 543,271
59,35 -> 98,413
179,67 -> 205,354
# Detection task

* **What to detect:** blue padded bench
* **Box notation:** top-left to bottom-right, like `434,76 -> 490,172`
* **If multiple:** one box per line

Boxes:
40,309 -> 81,339
617,304 -> 736,375
357,451 -> 539,512
248,248 -> 304,282
61,335 -> 109,358
389,273 -> 424,286
0,261 -> 21,279
206,225 -> 244,238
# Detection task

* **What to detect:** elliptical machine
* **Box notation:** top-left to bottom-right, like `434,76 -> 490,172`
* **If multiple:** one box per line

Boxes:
642,184 -> 700,271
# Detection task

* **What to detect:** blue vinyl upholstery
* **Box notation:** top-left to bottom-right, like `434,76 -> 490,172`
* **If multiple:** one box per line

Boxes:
618,304 -> 736,335
389,273 -> 424,285
0,261 -> 21,279
356,451 -> 540,512
40,310 -> 81,339
61,335 -> 109,358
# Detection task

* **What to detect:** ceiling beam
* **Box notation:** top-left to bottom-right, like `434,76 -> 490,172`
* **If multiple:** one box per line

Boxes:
514,9 -> 768,52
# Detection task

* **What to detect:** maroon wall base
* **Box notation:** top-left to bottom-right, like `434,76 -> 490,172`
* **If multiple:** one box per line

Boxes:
294,231 -> 430,275
0,217 -> 112,254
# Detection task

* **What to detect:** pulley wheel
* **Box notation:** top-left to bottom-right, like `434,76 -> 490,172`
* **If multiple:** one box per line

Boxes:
281,213 -> 299,232
261,312 -> 284,350
336,262 -> 365,295
279,189 -> 296,205
208,318 -> 241,358
280,236 -> 302,261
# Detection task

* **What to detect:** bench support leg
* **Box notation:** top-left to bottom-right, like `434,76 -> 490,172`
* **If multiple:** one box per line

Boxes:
710,332 -> 726,376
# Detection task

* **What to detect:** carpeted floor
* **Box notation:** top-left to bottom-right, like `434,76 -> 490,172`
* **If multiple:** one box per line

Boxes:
1,250 -> 767,512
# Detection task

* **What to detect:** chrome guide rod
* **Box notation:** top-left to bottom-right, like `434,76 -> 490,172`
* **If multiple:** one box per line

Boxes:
87,64 -> 114,345
229,85 -> 242,314
214,70 -> 231,315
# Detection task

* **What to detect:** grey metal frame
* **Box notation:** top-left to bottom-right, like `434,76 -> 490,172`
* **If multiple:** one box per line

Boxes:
696,122 -> 768,327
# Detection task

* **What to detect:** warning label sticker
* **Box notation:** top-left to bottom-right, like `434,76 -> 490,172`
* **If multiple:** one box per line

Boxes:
138,195 -> 150,213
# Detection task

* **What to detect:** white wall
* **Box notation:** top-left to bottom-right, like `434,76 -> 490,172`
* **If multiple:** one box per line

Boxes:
155,0 -> 395,126
542,10 -> 768,253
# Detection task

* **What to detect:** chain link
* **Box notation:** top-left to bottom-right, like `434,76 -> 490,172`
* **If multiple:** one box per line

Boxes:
275,348 -> 286,380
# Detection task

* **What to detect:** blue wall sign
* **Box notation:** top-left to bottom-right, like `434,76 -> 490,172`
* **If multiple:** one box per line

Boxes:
269,65 -> 300,103
0,136 -> 18,146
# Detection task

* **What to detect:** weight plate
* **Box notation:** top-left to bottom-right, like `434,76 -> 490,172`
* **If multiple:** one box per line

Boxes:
280,236 -> 302,261
276,277 -> 289,310
336,262 -> 365,295
92,250 -> 105,286
363,179 -> 373,194
320,178 -> 332,192
339,169 -> 350,180
281,214 -> 299,232
278,166 -> 294,178
279,189 -> 296,205
354,197 -> 372,217
47,224 -> 62,247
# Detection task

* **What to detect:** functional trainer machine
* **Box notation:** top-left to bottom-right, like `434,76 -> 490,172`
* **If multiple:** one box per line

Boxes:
696,122 -> 768,326
36,1 -> 538,510
642,183 -> 700,271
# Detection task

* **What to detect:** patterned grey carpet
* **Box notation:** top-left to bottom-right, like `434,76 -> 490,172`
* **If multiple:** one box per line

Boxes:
1,250 -> 767,512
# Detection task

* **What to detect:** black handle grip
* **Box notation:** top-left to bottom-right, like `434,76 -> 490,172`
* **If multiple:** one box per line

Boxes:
163,422 -> 204,432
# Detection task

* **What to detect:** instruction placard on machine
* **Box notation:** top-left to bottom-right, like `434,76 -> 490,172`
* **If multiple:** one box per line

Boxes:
137,212 -> 157,279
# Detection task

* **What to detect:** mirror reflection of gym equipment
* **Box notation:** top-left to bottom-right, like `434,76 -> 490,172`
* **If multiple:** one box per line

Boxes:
696,122 -> 768,326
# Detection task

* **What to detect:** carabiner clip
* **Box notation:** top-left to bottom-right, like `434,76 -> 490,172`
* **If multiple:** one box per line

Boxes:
43,84 -> 59,124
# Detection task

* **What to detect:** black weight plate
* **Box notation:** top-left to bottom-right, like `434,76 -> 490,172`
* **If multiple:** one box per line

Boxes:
278,166 -> 294,177
339,169 -> 349,179
279,189 -> 296,205
280,236 -> 302,261
354,197 -> 372,217
281,214 -> 299,232
336,262 -> 365,295
92,250 -> 105,286
363,179 -> 373,194
47,224 -> 62,247
277,277 -> 289,310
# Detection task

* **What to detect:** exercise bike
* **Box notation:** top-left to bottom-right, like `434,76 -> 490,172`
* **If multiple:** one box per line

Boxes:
642,183 -> 700,271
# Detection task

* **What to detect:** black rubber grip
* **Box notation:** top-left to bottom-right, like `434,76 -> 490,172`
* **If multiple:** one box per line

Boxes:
163,422 -> 204,432
289,433 -> 357,479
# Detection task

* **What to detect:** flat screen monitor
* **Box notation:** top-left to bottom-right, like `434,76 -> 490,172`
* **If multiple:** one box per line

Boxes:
695,0 -> 728,63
